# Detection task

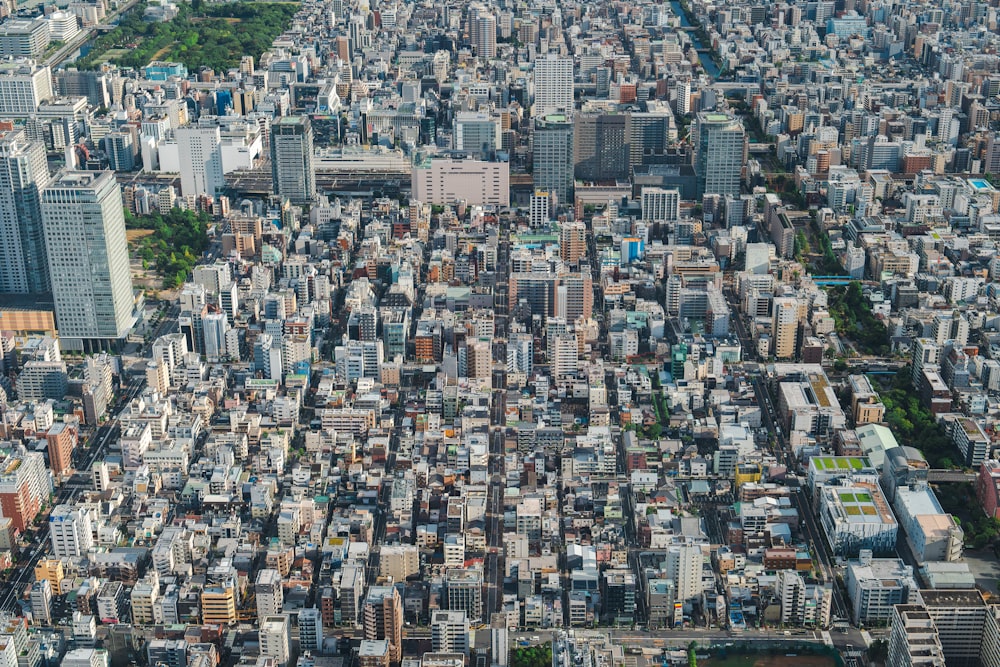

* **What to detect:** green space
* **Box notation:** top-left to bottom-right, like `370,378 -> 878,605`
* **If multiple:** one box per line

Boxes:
875,370 -> 955,468
936,482 -> 1000,550
510,644 -> 552,667
76,1 -> 299,72
127,208 -> 210,288
826,281 -> 889,356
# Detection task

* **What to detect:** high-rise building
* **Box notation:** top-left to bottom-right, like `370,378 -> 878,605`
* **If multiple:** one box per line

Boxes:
664,544 -> 703,605
0,449 -> 51,532
176,126 -> 224,198
30,579 -> 52,626
559,221 -> 587,266
49,505 -> 94,558
533,55 -> 573,117
256,569 -> 284,620
693,112 -> 745,198
474,13 -> 496,59
362,586 -> 403,663
430,610 -> 469,653
0,60 -> 53,116
40,171 -> 134,345
445,569 -> 483,623
103,132 -> 135,172
533,114 -> 574,206
0,130 -> 50,293
573,113 -> 627,181
0,19 -> 50,59
771,297 -> 800,360
454,112 -> 498,159
271,115 -> 316,204
640,187 -> 680,222
298,607 -> 323,653
887,605 -> 946,667
259,615 -> 291,667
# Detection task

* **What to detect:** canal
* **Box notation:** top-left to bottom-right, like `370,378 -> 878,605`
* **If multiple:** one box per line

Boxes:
670,0 -> 721,79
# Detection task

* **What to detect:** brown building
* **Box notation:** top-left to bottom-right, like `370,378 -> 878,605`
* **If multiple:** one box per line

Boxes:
363,586 -> 403,664
45,422 -> 76,479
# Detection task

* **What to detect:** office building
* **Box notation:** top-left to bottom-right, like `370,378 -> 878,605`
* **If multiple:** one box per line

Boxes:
454,112 -> 498,159
271,115 -> 316,203
819,482 -> 898,557
362,586 -> 403,663
640,187 -> 680,222
573,112 -> 627,181
0,130 -> 50,294
412,154 -> 509,206
533,55 -> 573,117
693,112 -> 745,198
430,610 -> 469,654
40,171 -> 134,346
0,19 -> 50,59
533,114 -> 574,206
49,504 -> 94,558
259,615 -> 291,667
445,569 -> 483,623
176,126 -> 224,198
0,60 -> 52,115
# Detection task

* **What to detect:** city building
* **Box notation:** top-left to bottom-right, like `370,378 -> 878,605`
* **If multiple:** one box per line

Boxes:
0,130 -> 50,294
271,115 -> 316,204
40,170 -> 135,348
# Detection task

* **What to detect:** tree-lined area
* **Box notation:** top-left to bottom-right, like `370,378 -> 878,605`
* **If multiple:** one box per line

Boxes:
127,209 -> 210,289
875,371 -> 955,469
77,1 -> 299,72
827,281 -> 889,356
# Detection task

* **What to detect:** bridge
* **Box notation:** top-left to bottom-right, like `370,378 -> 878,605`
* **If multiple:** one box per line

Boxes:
811,275 -> 855,286
927,469 -> 978,483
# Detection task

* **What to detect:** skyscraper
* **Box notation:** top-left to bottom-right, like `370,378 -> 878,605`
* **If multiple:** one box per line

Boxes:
693,111 -> 745,198
41,171 -> 134,346
771,297 -> 800,360
362,586 -> 403,663
0,129 -> 50,294
271,115 -> 316,204
533,54 -> 573,117
573,112 -> 627,181
176,126 -> 224,198
533,114 -> 574,206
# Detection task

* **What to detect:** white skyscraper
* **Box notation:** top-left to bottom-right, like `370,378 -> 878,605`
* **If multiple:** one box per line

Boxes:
41,170 -> 134,344
664,544 -> 703,605
694,111 -> 745,198
0,129 -> 51,293
202,312 -> 229,361
533,54 -> 574,117
176,126 -> 225,199
49,504 -> 94,558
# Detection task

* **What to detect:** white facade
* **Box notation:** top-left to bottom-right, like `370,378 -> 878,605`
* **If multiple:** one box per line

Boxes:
412,156 -> 510,206
176,127 -> 225,198
40,170 -> 135,341
49,504 -> 94,558
533,54 -> 573,116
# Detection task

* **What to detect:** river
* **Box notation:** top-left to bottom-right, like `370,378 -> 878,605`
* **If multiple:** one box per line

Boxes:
669,0 -> 721,79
